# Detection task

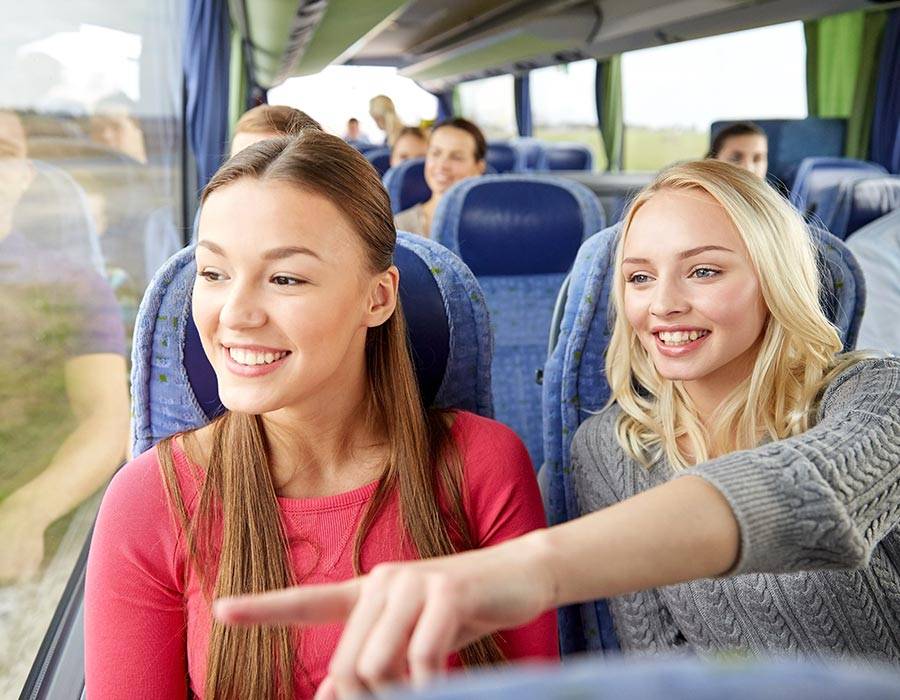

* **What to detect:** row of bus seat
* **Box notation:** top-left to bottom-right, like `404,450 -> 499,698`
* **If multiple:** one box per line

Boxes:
132,179 -> 867,656
788,156 -> 900,239
358,139 -> 594,180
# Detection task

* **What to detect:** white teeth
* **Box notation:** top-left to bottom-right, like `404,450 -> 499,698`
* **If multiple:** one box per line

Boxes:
227,347 -> 287,366
658,330 -> 708,346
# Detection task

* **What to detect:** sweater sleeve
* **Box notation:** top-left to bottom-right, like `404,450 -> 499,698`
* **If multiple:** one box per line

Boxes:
454,412 -> 560,662
84,448 -> 189,699
685,357 -> 900,576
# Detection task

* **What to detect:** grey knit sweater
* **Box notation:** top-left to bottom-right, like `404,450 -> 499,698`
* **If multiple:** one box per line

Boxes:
571,357 -> 900,661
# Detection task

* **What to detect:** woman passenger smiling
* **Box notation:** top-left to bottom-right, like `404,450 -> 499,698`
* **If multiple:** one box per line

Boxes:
84,131 -> 557,699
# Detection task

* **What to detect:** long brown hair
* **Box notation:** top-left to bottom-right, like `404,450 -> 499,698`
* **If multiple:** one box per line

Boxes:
158,131 -> 504,699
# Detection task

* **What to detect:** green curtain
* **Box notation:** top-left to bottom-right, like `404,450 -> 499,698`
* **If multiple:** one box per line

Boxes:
228,26 -> 249,138
805,10 -> 887,158
596,55 -> 623,171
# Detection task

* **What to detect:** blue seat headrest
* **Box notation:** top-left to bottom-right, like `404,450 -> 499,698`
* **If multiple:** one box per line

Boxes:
824,175 -> 900,239
540,144 -> 593,172
365,147 -> 392,178
383,158 -> 431,215
790,157 -> 888,216
431,175 -> 605,276
131,232 -> 493,455
486,143 -> 519,173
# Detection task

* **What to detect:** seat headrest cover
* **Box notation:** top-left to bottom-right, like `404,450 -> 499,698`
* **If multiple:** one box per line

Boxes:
542,144 -> 592,171
431,175 -> 605,276
383,158 -> 431,214
841,176 -> 900,237
486,143 -> 518,173
131,233 -> 493,456
790,157 -> 888,212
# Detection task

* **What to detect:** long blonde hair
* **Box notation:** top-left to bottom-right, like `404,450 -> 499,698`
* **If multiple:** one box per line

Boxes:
607,160 -> 858,469
369,95 -> 403,146
158,131 -> 503,699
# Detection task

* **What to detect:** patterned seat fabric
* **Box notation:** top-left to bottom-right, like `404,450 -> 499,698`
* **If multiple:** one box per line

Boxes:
383,157 -> 431,215
131,231 -> 493,456
432,174 -> 605,469
541,222 -> 866,656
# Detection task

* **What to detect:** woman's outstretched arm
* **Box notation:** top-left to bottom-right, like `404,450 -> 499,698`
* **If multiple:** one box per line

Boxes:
215,475 -> 739,698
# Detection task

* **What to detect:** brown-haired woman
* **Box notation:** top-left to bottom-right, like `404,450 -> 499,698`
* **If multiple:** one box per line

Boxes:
84,131 -> 557,699
231,104 -> 322,156
394,118 -> 487,238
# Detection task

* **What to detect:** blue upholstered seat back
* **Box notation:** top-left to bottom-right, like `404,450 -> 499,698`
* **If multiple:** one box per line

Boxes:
131,232 -> 494,456
790,157 -> 888,218
541,222 -> 867,656
383,158 -> 431,214
539,143 -> 593,172
486,142 -> 520,173
431,174 -> 605,468
821,175 -> 900,239
511,138 -> 546,171
365,147 -> 392,178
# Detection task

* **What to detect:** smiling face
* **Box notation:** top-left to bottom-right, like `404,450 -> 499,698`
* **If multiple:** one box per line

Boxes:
390,132 -> 427,167
424,126 -> 485,197
715,134 -> 768,179
193,178 -> 397,417
620,187 -> 768,403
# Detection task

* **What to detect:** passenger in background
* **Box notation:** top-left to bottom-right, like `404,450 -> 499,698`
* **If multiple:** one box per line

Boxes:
88,92 -> 147,165
390,125 -> 428,167
85,131 -> 557,700
217,161 -> 900,697
394,118 -> 487,237
230,104 -> 322,157
0,111 -> 129,585
845,208 -> 900,355
343,117 -> 369,144
368,94 -> 403,147
707,121 -> 768,179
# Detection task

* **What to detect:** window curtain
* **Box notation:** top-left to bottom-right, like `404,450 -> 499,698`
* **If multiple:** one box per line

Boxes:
871,9 -> 900,173
595,56 -> 623,171
805,11 -> 888,159
228,26 -> 250,138
183,0 -> 231,192
514,73 -> 533,137
434,90 -> 454,121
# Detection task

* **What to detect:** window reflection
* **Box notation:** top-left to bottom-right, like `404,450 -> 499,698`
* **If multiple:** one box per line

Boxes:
0,2 -> 184,694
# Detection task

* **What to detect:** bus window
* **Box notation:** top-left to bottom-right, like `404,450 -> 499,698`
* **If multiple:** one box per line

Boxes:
0,5 -> 184,694
532,60 -> 605,171
622,21 -> 807,171
457,75 -> 517,140
268,66 -> 437,143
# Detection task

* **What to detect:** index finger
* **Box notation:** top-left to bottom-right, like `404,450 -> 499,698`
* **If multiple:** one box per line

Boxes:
213,578 -> 361,626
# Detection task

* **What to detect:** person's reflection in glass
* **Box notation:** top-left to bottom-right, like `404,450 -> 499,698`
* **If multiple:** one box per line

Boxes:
0,111 -> 129,587
88,93 -> 147,165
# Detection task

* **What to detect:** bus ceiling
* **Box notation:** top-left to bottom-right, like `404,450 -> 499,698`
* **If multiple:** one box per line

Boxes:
235,0 -> 900,90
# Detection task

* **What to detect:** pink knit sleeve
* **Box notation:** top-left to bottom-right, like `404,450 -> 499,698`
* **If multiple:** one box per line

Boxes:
453,412 -> 560,662
84,448 -> 190,699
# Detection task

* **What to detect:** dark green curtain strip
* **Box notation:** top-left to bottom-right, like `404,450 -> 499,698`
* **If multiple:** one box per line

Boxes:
596,56 -> 623,171
805,22 -> 819,117
846,12 -> 888,159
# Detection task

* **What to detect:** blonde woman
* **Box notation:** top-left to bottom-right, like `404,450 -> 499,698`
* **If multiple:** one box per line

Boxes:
368,95 -> 403,147
216,160 -> 900,697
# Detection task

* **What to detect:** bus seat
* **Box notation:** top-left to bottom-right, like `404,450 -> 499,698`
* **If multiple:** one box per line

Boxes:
790,157 -> 887,220
511,137 -> 546,171
348,140 -> 378,154
486,142 -> 520,173
540,222 -> 866,656
710,118 -> 847,190
820,175 -> 900,240
539,143 -> 593,172
431,175 -> 605,469
130,231 -> 494,456
365,147 -> 392,177
383,157 -> 431,215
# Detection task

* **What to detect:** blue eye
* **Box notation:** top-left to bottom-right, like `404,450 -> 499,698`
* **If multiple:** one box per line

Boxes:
198,269 -> 224,282
691,267 -> 720,279
627,273 -> 652,285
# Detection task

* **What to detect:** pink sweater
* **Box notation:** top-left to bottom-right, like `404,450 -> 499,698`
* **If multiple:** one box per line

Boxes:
85,411 -> 558,698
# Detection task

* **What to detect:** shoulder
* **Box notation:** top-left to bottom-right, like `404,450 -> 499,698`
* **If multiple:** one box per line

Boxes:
570,403 -> 634,510
571,403 -> 624,465
819,356 -> 900,417
394,204 -> 422,231
450,410 -> 533,475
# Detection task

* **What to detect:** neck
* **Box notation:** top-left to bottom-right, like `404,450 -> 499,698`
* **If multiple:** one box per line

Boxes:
682,343 -> 759,425
262,359 -> 387,497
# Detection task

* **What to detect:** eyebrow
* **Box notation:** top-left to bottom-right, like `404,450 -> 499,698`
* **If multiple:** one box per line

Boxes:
197,240 -> 322,261
623,245 -> 734,265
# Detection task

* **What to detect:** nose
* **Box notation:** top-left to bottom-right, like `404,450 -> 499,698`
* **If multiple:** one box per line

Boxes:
649,275 -> 689,318
218,282 -> 267,330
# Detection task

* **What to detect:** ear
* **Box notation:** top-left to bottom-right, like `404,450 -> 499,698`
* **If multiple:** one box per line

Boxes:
364,265 -> 399,328
475,159 -> 487,175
